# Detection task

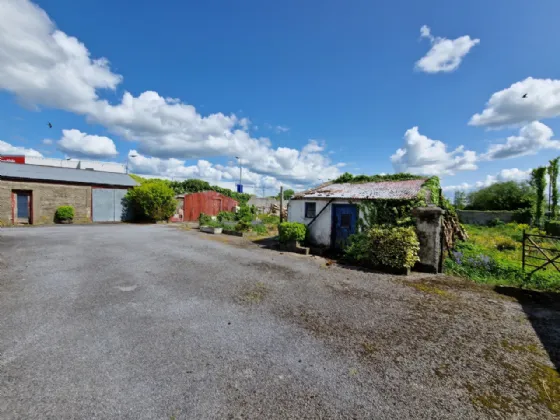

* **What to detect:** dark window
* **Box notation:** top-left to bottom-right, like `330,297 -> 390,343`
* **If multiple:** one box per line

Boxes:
340,213 -> 351,228
305,202 -> 316,218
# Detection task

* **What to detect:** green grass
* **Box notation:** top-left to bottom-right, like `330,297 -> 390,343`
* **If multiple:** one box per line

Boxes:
445,223 -> 560,291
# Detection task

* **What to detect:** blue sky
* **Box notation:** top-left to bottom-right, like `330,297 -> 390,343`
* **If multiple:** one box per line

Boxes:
1,0 -> 560,195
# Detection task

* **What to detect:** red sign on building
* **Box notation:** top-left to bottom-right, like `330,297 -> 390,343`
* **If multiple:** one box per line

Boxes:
0,155 -> 26,164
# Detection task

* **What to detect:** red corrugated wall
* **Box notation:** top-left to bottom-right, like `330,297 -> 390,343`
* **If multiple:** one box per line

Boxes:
183,191 -> 238,221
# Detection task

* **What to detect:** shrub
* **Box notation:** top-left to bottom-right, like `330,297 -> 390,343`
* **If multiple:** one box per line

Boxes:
236,204 -> 256,222
512,208 -> 533,224
205,219 -> 224,228
278,222 -> 307,243
495,237 -> 517,251
251,223 -> 268,235
55,205 -> 74,220
488,218 -> 505,227
545,220 -> 560,237
235,221 -> 251,232
217,211 -> 236,222
367,226 -> 420,269
199,213 -> 212,225
125,180 -> 176,222
343,233 -> 371,262
258,214 -> 280,225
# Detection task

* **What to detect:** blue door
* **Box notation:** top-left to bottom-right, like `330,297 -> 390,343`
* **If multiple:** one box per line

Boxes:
331,204 -> 358,249
16,192 -> 31,223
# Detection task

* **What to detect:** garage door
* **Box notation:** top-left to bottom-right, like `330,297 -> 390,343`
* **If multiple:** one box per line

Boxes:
92,189 -> 129,222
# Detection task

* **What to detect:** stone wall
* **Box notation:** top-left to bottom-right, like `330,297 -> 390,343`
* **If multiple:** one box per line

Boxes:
457,210 -> 515,225
0,180 -> 92,225
248,197 -> 283,214
413,206 -> 444,274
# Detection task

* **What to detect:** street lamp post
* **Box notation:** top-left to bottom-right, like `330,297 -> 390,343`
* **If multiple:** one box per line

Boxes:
235,156 -> 242,191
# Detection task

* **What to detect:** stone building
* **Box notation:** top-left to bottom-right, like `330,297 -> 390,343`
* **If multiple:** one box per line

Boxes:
0,161 -> 137,225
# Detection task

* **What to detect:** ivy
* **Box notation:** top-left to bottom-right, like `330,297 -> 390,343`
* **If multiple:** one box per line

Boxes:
332,172 -> 426,184
531,167 -> 547,226
549,157 -> 559,219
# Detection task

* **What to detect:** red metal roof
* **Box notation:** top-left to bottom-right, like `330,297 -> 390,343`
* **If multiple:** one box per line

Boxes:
294,179 -> 428,200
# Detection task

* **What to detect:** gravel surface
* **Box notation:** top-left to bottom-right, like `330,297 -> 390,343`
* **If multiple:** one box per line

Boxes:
0,224 -> 558,419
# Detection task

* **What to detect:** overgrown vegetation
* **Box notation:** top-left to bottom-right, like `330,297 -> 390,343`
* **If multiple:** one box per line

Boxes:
465,181 -> 534,211
55,205 -> 74,221
549,157 -> 559,219
278,222 -> 307,243
125,180 -> 176,222
545,220 -> 560,236
129,175 -> 251,204
445,223 -> 560,291
344,226 -> 420,270
332,172 -> 425,184
531,167 -> 547,227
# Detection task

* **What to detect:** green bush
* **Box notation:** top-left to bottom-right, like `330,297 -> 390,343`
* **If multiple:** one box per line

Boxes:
235,220 -> 251,232
125,180 -> 176,222
199,213 -> 212,225
512,208 -> 533,224
488,218 -> 505,227
495,237 -> 517,251
545,220 -> 560,236
367,226 -> 420,269
258,214 -> 280,225
345,227 -> 420,269
251,223 -> 268,235
217,211 -> 236,222
205,219 -> 224,228
55,206 -> 74,220
278,222 -> 307,243
236,204 -> 256,222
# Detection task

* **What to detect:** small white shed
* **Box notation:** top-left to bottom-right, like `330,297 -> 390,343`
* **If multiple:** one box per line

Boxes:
288,179 -> 428,249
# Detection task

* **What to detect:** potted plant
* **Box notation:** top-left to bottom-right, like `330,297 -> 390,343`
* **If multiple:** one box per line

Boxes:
55,206 -> 75,224
200,219 -> 223,234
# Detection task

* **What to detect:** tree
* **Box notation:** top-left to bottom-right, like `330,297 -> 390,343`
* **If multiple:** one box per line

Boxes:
549,157 -> 559,219
277,189 -> 295,200
466,181 -> 534,211
453,191 -> 467,210
531,167 -> 547,226
125,180 -> 177,222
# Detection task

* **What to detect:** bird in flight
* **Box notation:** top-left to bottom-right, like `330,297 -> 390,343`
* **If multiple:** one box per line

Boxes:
47,122 -> 52,128
522,93 -> 528,99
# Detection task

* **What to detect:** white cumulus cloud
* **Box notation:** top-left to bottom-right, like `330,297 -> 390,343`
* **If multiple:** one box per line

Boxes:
391,126 -> 478,175
127,150 -> 284,191
0,1 -> 342,185
483,121 -> 560,160
443,168 -> 532,192
0,139 -> 42,157
469,77 -> 560,127
0,0 -> 121,112
416,25 -> 480,73
57,129 -> 118,158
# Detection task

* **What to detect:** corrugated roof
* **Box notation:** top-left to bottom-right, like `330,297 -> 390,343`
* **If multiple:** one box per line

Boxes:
0,162 -> 137,187
293,179 -> 427,200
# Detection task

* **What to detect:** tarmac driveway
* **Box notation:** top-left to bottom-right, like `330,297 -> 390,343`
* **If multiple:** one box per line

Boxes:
0,224 -> 558,419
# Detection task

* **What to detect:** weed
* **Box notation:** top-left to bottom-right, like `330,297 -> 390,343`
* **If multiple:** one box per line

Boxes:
530,363 -> 560,414
501,339 -> 542,355
361,341 -> 377,355
404,281 -> 451,297
240,282 -> 268,304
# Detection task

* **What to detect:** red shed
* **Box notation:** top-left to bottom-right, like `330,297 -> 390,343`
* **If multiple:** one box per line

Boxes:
183,191 -> 238,221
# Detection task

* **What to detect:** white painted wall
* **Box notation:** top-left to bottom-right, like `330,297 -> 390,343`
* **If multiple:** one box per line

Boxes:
288,198 -> 359,247
25,156 -> 126,173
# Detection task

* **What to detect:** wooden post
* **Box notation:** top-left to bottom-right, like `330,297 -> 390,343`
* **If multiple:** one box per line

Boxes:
522,230 -> 526,272
279,186 -> 284,223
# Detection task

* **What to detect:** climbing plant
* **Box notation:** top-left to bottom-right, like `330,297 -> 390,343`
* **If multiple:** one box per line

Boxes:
531,166 -> 547,226
332,172 -> 426,184
549,157 -> 559,219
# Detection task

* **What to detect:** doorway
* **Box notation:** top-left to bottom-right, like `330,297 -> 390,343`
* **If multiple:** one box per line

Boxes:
13,191 -> 32,224
331,204 -> 358,249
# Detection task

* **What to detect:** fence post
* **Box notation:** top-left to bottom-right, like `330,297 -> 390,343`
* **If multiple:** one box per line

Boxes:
279,186 -> 284,223
522,230 -> 526,272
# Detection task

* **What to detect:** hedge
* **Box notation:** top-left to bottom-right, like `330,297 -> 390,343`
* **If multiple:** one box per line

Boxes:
344,226 -> 420,269
545,220 -> 560,237
278,222 -> 306,243
55,206 -> 74,220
